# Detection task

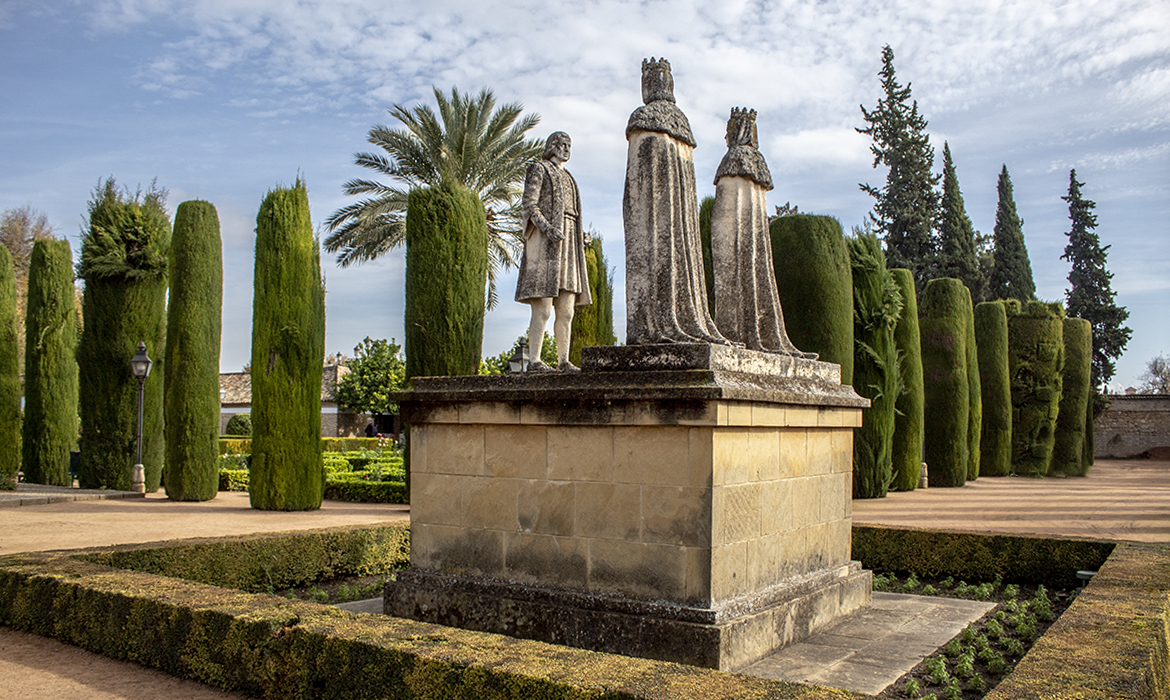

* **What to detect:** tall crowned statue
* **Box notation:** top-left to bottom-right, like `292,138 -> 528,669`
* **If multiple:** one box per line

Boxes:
711,108 -> 812,356
623,58 -> 731,346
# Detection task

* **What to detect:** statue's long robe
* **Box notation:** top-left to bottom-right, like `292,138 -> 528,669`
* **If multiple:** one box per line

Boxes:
515,160 -> 591,306
623,101 -> 728,345
711,145 -> 806,355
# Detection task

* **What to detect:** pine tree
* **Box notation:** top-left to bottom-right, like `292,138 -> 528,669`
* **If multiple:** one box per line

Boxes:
1061,169 -> 1130,403
988,166 -> 1035,302
164,200 -> 222,501
938,143 -> 984,302
857,45 -> 940,290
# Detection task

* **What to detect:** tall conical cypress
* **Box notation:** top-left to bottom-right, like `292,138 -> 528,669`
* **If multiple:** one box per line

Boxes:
1006,300 -> 1064,477
848,234 -> 902,499
164,201 -> 223,501
569,235 -> 615,366
699,196 -> 716,316
0,248 -> 20,489
22,239 -> 78,486
938,143 -> 984,302
1052,317 -> 1091,476
249,180 -> 325,511
404,182 -> 488,379
963,286 -> 981,481
77,179 -> 170,492
770,215 -> 853,384
988,166 -> 1035,302
890,268 -> 923,491
920,278 -> 970,488
975,301 -> 1012,476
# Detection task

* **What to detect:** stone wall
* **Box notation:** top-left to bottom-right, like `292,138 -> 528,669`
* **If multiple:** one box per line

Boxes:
1094,394 -> 1170,458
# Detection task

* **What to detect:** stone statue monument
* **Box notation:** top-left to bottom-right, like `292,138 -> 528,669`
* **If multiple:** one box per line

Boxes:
623,58 -> 731,346
711,108 -> 812,357
514,131 -> 592,372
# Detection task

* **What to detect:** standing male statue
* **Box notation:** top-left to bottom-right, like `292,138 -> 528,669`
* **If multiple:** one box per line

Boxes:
623,58 -> 731,346
514,131 -> 592,372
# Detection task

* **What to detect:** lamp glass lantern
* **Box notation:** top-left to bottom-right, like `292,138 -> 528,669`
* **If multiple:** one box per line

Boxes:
508,346 -> 529,373
130,341 -> 152,493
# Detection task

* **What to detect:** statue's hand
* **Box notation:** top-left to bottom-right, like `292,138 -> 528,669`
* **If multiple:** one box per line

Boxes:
546,227 -> 565,242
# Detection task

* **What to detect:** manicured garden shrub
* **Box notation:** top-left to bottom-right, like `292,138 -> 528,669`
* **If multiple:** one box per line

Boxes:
224,413 -> 252,436
1052,317 -> 1091,476
21,239 -> 78,486
164,200 -> 222,501
404,182 -> 487,379
0,247 -> 20,489
323,478 -> 408,504
975,301 -> 1012,476
568,235 -> 616,366
769,215 -> 853,383
848,234 -> 902,498
963,286 -> 981,481
919,278 -> 970,487
1006,300 -> 1065,477
77,179 -> 170,491
890,268 -> 923,491
249,180 -> 325,511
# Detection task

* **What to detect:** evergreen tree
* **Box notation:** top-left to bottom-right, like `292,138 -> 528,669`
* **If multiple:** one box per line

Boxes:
569,235 -> 616,366
77,179 -> 170,492
975,301 -> 1012,477
1061,169 -> 1130,403
699,196 -> 716,316
249,180 -> 325,511
857,45 -> 940,290
1006,300 -> 1064,477
0,206 -> 55,374
0,248 -> 20,489
962,285 -> 981,481
889,268 -> 923,492
919,278 -> 970,488
988,166 -> 1035,302
334,337 -> 406,415
22,239 -> 78,486
164,200 -> 222,501
938,143 -> 984,302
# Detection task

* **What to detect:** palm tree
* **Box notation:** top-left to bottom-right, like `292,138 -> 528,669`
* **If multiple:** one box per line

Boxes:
325,87 -> 542,308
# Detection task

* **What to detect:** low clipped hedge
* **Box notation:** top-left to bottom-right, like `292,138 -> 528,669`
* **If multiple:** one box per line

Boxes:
324,478 -> 407,504
218,468 -> 249,492
219,437 -> 387,455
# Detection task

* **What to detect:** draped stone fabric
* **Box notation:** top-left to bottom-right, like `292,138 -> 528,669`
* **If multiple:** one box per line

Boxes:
623,105 -> 729,345
711,146 -> 810,356
515,159 -> 591,306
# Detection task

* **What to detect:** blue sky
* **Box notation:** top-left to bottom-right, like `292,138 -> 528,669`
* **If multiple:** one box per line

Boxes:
1,0 -> 1166,390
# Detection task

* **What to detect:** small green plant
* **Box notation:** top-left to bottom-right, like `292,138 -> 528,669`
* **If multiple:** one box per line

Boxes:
940,576 -> 955,589
969,672 -> 987,692
943,637 -> 963,657
974,581 -> 995,600
1004,637 -> 1025,656
902,678 -> 921,697
904,572 -> 921,591
926,656 -> 951,686
307,587 -> 330,603
920,583 -> 938,596
974,633 -> 990,651
1003,583 -> 1020,599
953,580 -> 971,597
987,652 -> 1007,674
960,625 -> 976,644
944,678 -> 962,700
954,652 -> 975,679
873,573 -> 893,591
985,618 -> 1005,640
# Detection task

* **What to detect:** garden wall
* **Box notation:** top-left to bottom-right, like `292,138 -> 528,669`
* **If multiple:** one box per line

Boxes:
1095,395 -> 1170,458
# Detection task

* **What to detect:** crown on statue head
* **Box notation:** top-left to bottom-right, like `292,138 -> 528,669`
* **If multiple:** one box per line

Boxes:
726,106 -> 759,148
730,107 -> 757,122
642,57 -> 671,73
641,57 -> 676,104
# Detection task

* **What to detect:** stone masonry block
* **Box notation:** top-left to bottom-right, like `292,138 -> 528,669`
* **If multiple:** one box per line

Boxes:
688,428 -> 714,488
504,531 -> 587,589
711,541 -> 748,602
459,401 -> 520,424
830,429 -> 853,473
640,485 -> 711,547
426,424 -> 484,476
727,402 -> 752,426
517,479 -> 576,536
485,425 -> 548,479
750,404 -> 786,427
749,429 -> 781,482
760,479 -> 793,536
588,539 -> 688,601
462,476 -> 518,531
410,473 -> 465,527
778,430 -> 808,479
686,546 -> 712,604
574,482 -> 641,541
785,407 -> 818,427
548,426 -> 614,482
712,483 -> 762,545
409,423 -> 429,474
615,426 -> 691,486
805,430 -> 834,476
790,477 -> 819,529
420,524 -> 504,577
713,429 -> 752,486
747,533 -> 783,590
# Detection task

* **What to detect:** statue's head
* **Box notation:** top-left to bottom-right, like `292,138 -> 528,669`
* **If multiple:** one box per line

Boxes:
641,57 -> 675,104
543,131 -> 571,162
725,107 -> 759,149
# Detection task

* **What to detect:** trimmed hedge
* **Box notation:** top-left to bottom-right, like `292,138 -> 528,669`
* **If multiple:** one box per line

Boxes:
963,286 -> 981,481
323,478 -> 408,504
21,239 -> 78,487
164,200 -> 223,501
569,236 -> 616,367
0,247 -> 19,490
890,268 -> 923,491
769,215 -> 853,384
219,468 -> 249,492
404,182 -> 487,379
1006,300 -> 1065,477
848,234 -> 901,498
219,437 -> 386,455
699,195 -> 716,316
1052,317 -> 1092,477
250,180 -> 325,511
919,278 -> 970,488
975,301 -> 1012,477
224,412 -> 251,436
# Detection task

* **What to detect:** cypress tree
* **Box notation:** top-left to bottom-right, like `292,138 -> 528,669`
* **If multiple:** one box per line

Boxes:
920,278 -> 969,488
1083,395 -> 1095,470
569,235 -> 615,366
77,179 -> 170,492
1061,169 -> 1130,411
988,166 -> 1035,302
249,180 -> 325,511
890,268 -> 923,491
1006,300 -> 1064,477
848,234 -> 902,499
963,286 -> 981,481
404,181 -> 488,379
1052,317 -> 1091,476
699,196 -> 716,316
975,301 -> 1012,476
0,248 -> 20,489
22,239 -> 78,486
164,201 -> 223,501
769,215 -> 853,384
857,44 -> 940,291
938,143 -> 984,302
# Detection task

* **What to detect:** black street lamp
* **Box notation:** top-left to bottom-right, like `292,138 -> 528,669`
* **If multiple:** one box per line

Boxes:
130,341 -> 152,493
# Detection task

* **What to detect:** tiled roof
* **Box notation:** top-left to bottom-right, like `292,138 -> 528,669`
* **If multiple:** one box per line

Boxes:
219,365 -> 348,405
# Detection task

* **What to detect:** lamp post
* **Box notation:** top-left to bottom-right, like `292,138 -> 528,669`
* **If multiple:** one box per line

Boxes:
508,346 -> 529,374
130,341 -> 153,493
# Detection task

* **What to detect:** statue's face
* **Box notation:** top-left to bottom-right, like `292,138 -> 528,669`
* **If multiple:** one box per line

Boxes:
550,137 -> 571,164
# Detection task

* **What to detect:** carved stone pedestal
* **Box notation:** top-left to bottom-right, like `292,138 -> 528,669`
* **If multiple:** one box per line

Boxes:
385,344 -> 871,671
